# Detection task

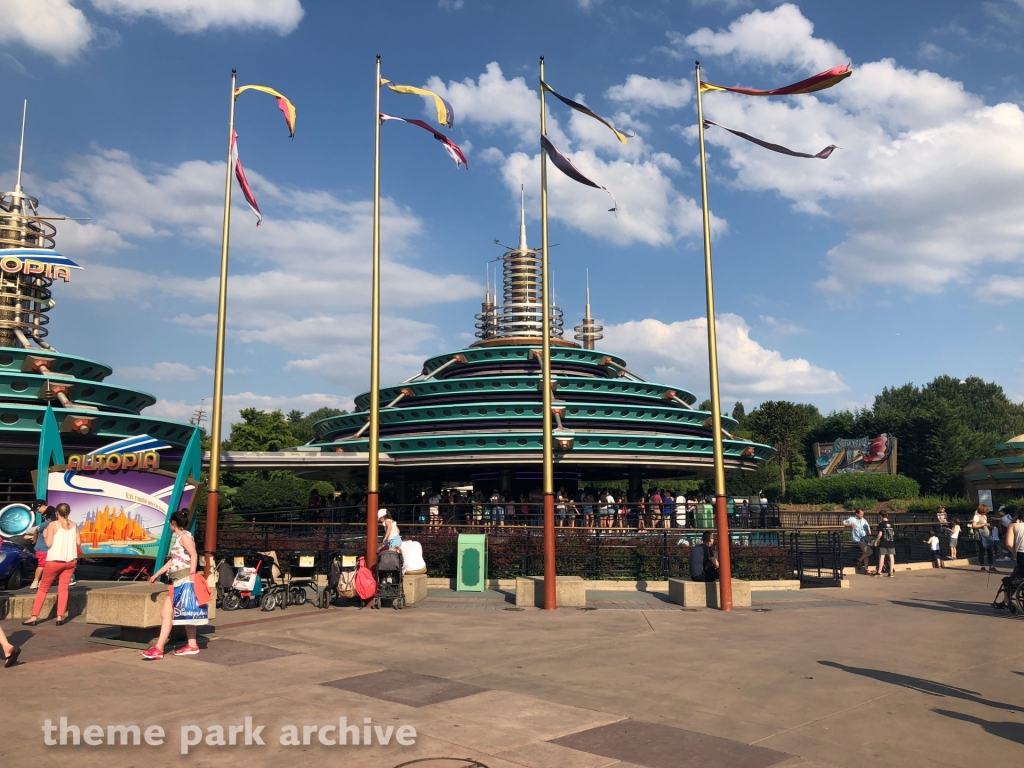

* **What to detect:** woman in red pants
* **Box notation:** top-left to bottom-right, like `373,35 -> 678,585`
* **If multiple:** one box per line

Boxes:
22,503 -> 80,627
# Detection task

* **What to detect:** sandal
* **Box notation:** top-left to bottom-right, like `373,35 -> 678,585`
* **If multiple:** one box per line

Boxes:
4,647 -> 20,668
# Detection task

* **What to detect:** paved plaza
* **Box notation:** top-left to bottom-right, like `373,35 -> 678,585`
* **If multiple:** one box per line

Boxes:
1,566 -> 1021,767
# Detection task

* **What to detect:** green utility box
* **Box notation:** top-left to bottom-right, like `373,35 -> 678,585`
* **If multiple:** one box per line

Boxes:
697,504 -> 714,529
456,533 -> 487,591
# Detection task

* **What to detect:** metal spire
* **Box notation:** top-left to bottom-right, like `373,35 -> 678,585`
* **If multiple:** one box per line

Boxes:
15,100 -> 26,193
518,184 -> 528,252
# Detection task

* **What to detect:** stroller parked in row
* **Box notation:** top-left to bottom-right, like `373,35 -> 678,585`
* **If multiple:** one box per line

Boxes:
321,548 -> 362,608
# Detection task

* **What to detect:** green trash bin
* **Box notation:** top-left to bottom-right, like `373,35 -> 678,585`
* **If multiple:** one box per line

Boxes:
698,503 -> 714,528
456,533 -> 487,591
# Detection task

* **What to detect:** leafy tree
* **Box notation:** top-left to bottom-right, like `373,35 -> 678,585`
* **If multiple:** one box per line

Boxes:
746,401 -> 812,497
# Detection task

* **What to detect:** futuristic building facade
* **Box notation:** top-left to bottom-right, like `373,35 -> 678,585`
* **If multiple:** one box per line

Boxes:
0,114 -> 193,469
306,202 -> 773,497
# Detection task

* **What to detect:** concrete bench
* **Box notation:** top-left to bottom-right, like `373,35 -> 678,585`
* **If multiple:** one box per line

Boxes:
86,582 -> 216,646
0,587 -> 89,620
668,578 -> 751,608
403,573 -> 428,606
515,575 -> 586,608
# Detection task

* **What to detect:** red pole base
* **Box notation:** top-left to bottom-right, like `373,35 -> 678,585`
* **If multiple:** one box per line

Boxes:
543,492 -> 557,610
366,491 -> 379,568
204,489 -> 219,578
714,494 -> 733,611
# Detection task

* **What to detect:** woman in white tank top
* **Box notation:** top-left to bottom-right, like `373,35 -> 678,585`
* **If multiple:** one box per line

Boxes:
24,503 -> 80,627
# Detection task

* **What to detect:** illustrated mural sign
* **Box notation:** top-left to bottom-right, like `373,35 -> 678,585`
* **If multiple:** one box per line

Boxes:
46,435 -> 198,558
813,434 -> 897,476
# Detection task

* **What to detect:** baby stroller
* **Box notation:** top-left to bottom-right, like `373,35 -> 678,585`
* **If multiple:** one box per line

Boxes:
992,569 -> 1024,615
373,549 -> 406,610
223,552 -> 268,611
286,551 -> 319,607
321,548 -> 361,608
109,558 -> 151,581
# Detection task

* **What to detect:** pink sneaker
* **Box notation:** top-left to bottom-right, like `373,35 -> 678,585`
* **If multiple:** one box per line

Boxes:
141,647 -> 164,661
173,645 -> 200,657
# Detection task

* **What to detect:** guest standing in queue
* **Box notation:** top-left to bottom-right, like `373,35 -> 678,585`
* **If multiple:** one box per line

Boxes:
142,511 -> 207,660
23,503 -> 80,627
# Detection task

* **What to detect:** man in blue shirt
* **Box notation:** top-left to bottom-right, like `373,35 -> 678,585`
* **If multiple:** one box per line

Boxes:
844,509 -> 873,573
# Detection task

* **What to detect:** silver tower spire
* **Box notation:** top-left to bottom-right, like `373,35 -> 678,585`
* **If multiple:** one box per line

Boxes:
475,189 -> 565,343
573,269 -> 604,350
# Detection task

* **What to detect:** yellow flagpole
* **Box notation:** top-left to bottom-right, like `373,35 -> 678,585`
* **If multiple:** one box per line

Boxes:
366,55 -> 383,568
539,56 -> 557,610
205,68 -> 237,577
695,61 -> 733,611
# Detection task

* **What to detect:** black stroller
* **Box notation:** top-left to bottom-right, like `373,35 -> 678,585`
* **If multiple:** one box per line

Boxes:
373,549 -> 407,610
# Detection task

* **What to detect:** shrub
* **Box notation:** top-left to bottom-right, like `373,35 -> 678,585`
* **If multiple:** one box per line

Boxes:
845,497 -> 879,511
785,474 -> 920,504
905,495 -> 976,517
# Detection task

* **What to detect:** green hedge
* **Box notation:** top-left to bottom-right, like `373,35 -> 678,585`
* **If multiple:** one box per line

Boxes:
785,474 -> 920,504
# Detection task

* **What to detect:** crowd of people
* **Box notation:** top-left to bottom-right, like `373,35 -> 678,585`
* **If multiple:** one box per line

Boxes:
400,487 -> 771,530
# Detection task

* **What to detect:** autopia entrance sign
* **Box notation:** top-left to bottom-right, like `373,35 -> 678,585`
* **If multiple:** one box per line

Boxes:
0,248 -> 83,282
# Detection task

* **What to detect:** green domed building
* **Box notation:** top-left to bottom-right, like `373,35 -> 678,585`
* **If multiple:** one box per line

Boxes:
305,204 -> 773,499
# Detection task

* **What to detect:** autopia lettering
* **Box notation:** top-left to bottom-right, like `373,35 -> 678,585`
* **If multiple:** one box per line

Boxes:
0,255 -> 74,282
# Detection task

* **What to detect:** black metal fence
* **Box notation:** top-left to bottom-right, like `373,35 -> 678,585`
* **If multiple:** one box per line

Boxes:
199,508 -> 980,585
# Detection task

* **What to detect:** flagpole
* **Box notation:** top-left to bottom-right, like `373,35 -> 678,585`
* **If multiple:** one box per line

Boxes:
694,61 -> 733,611
366,55 -> 383,569
539,56 -> 557,610
205,68 -> 237,577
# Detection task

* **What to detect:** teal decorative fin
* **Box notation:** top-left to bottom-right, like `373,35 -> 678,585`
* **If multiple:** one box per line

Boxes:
154,427 -> 203,566
36,404 -> 65,499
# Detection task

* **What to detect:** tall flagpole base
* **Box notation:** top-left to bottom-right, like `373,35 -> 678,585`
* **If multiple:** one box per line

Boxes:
714,495 -> 733,611
366,491 -> 379,568
204,490 -> 219,578
543,492 -> 557,610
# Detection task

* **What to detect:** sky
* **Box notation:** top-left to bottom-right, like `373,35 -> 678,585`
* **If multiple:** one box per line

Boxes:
2,0 -> 1024,430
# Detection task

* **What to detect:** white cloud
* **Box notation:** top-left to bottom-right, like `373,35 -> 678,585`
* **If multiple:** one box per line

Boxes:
27,147 -> 479,394
602,314 -> 847,399
118,361 -> 201,381
148,391 -> 352,431
975,274 -> 1024,303
0,0 -> 94,64
437,0 -> 464,9
680,3 -> 845,72
428,63 -> 716,247
90,0 -> 304,34
760,316 -> 806,335
605,75 -> 694,111
664,4 -> 1024,299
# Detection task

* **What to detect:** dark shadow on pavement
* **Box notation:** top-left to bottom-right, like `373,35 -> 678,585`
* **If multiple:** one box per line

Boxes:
933,709 -> 1024,746
818,661 -> 1023,714
889,598 -> 1011,618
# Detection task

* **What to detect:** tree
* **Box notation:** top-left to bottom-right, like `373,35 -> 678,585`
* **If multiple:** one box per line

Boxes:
746,401 -> 812,497
731,401 -> 746,427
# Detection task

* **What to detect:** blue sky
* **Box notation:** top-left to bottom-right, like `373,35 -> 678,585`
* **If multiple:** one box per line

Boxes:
3,0 -> 1024,429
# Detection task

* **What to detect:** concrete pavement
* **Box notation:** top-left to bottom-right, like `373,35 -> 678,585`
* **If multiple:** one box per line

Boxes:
0,565 -> 1021,767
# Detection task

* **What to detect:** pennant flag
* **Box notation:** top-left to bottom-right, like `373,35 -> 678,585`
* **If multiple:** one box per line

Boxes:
540,133 -> 617,212
703,119 -> 838,159
234,84 -> 297,137
231,132 -> 262,226
380,79 -> 454,129
380,114 -> 468,169
700,64 -> 852,96
540,79 -> 632,144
